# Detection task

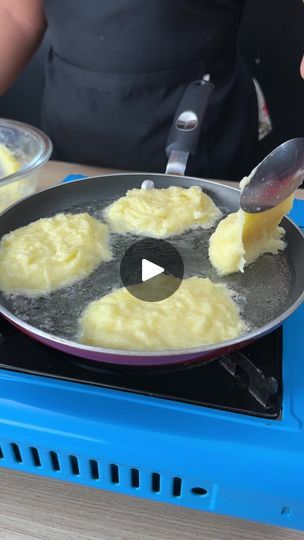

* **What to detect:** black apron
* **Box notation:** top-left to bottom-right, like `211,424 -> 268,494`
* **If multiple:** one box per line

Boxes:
41,0 -> 258,180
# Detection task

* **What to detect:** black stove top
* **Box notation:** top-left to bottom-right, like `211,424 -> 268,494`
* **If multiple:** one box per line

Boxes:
0,316 -> 282,419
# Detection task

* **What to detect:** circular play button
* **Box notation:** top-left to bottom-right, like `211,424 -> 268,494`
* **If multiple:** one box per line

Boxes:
120,238 -> 184,302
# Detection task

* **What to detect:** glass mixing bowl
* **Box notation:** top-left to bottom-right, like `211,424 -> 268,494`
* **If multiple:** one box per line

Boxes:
0,118 -> 52,213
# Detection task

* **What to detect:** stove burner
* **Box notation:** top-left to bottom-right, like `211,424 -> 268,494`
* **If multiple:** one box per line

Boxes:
0,316 -> 282,419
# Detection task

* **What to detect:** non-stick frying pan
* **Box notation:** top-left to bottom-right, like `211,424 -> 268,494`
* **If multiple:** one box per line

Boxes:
0,80 -> 303,367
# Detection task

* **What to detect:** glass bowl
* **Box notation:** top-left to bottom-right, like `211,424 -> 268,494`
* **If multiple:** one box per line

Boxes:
0,118 -> 52,213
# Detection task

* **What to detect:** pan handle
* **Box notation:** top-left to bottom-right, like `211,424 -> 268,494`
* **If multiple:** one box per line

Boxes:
165,75 -> 214,176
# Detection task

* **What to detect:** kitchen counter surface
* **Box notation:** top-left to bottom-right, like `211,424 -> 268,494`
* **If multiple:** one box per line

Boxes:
1,160 -> 303,540
38,160 -> 304,198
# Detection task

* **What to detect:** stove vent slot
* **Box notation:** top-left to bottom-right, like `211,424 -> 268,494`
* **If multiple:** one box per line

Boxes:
110,463 -> 119,484
131,467 -> 140,488
30,447 -> 41,467
11,443 -> 22,463
191,487 -> 208,496
49,451 -> 60,472
89,459 -> 99,480
70,455 -> 80,476
172,477 -> 182,497
151,472 -> 160,493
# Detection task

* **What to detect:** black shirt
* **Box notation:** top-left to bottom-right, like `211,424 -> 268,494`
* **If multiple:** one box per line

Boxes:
41,0 -> 257,179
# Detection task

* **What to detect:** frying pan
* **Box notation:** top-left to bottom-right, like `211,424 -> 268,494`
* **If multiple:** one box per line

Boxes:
0,80 -> 304,367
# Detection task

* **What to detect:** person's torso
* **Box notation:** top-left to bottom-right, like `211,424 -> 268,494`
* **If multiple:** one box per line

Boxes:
43,0 -> 245,74
41,0 -> 257,180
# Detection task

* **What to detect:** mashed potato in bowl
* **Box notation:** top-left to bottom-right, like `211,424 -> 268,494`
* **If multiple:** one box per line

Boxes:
105,185 -> 222,238
0,144 -> 28,212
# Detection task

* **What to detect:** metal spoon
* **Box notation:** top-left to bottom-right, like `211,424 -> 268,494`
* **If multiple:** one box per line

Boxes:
240,138 -> 304,213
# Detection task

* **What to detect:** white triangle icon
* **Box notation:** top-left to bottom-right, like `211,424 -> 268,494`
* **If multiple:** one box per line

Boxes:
142,259 -> 164,282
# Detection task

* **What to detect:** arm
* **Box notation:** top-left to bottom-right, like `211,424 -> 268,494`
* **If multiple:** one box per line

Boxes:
0,0 -> 46,96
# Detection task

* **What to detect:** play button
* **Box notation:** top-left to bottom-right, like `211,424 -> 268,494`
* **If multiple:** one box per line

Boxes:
120,238 -> 184,302
142,259 -> 164,282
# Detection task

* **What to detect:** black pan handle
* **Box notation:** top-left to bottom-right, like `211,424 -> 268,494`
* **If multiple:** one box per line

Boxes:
166,76 -> 214,157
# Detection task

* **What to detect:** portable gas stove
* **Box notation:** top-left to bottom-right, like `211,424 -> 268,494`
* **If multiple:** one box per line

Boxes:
0,189 -> 303,531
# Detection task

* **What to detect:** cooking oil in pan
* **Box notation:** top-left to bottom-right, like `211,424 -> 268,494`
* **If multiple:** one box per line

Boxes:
1,198 -> 293,342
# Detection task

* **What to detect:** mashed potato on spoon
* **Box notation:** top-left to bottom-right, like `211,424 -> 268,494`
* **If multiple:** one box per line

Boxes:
209,176 -> 294,276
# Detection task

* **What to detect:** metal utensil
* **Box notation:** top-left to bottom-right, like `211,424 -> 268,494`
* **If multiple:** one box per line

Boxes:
240,138 -> 304,213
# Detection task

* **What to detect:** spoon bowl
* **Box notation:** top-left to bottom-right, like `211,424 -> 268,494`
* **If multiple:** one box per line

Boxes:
240,138 -> 304,213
